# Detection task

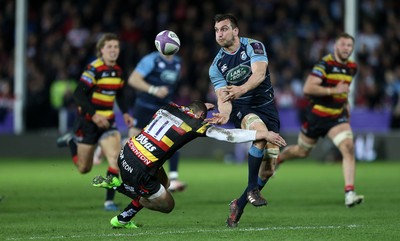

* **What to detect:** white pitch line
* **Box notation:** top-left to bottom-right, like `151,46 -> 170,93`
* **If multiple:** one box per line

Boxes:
6,224 -> 362,240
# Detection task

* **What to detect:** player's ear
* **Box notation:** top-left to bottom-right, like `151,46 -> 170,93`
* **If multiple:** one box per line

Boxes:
233,27 -> 239,36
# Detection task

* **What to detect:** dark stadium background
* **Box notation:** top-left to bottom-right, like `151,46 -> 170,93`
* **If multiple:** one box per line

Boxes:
0,0 -> 399,159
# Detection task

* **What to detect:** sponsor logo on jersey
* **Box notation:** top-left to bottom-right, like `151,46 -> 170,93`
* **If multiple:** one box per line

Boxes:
135,134 -> 157,152
121,159 -> 133,173
226,65 -> 251,84
160,70 -> 179,84
101,90 -> 116,95
128,139 -> 153,166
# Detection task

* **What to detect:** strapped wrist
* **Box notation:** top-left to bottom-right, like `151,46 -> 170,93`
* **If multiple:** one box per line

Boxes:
148,85 -> 159,95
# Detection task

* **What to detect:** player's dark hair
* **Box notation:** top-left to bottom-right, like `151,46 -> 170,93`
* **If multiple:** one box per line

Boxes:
336,32 -> 355,44
96,33 -> 119,58
214,13 -> 238,29
188,100 -> 207,119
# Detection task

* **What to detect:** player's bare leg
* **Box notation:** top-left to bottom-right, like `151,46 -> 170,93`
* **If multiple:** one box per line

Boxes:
100,132 -> 122,211
328,123 -> 364,207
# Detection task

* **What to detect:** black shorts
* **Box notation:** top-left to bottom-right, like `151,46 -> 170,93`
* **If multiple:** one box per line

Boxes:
132,105 -> 158,129
118,145 -> 161,198
230,103 -> 280,133
73,116 -> 118,145
301,108 -> 349,139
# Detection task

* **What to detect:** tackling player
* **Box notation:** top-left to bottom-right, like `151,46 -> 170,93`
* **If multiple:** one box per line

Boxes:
92,101 -> 286,228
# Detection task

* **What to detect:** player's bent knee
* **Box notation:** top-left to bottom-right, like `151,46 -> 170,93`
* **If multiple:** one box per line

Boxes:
265,148 -> 279,160
297,137 -> 315,155
243,113 -> 263,130
147,185 -> 174,213
332,130 -> 353,147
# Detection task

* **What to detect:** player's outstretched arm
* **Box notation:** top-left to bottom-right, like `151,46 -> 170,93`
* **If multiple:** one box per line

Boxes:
205,126 -> 286,147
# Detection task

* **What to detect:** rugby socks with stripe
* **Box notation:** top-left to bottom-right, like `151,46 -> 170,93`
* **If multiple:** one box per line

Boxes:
117,197 -> 143,222
345,185 -> 355,193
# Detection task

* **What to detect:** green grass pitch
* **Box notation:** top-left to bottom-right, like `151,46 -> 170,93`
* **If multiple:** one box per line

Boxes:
0,157 -> 399,241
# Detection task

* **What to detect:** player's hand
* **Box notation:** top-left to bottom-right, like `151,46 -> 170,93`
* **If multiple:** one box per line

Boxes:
223,85 -> 246,102
334,81 -> 349,94
123,113 -> 135,128
205,112 -> 229,125
205,103 -> 215,111
92,113 -> 110,129
265,131 -> 287,147
153,86 -> 169,98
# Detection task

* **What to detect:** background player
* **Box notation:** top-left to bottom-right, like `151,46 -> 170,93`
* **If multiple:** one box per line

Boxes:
126,49 -> 185,192
277,33 -> 364,207
57,33 -> 134,211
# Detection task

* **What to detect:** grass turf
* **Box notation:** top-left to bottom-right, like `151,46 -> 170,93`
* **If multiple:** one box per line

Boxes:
0,158 -> 399,241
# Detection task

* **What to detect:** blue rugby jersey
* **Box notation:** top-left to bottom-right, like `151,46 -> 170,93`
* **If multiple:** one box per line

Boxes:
209,37 -> 275,108
134,51 -> 181,109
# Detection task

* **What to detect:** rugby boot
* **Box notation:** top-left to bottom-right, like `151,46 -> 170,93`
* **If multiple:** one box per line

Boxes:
56,132 -> 73,148
92,175 -> 121,189
226,199 -> 244,228
110,216 -> 138,229
168,179 -> 187,192
247,188 -> 267,207
345,191 -> 364,207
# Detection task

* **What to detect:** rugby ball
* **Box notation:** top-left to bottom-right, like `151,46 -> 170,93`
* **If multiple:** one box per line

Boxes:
155,30 -> 180,55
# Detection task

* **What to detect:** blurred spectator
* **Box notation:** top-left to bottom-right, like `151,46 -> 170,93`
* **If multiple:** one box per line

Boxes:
386,66 -> 400,129
0,79 -> 13,123
1,0 -> 400,131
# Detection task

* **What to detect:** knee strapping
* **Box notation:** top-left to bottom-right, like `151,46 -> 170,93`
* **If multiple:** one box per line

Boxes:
264,148 -> 279,159
332,131 -> 353,147
298,137 -> 315,151
244,114 -> 263,130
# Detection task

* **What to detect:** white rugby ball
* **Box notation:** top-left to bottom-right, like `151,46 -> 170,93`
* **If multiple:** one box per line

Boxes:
155,30 -> 180,55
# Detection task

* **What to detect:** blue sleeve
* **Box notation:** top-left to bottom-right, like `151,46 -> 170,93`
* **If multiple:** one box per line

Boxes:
246,39 -> 268,64
209,57 -> 227,90
135,53 -> 156,77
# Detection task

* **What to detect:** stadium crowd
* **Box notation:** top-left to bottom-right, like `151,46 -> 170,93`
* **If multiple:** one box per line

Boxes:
0,0 -> 399,131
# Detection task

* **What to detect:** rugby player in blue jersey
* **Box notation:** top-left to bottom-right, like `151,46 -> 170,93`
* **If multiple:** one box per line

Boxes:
126,50 -> 187,192
208,14 -> 282,227
92,101 -> 286,228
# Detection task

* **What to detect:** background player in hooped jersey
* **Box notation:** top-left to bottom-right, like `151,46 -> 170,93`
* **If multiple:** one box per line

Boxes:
56,33 -> 134,211
92,101 -> 287,228
277,33 -> 364,207
208,13 -> 282,228
126,49 -> 186,192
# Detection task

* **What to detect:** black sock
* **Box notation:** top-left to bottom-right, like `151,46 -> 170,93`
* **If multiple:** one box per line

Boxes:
105,168 -> 119,202
118,198 -> 143,222
69,140 -> 77,157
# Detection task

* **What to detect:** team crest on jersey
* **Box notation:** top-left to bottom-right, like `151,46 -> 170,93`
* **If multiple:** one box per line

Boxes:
240,51 -> 247,60
158,62 -> 166,68
226,65 -> 251,84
